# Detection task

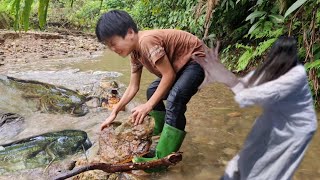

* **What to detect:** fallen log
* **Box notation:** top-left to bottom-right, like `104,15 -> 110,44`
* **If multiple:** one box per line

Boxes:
53,152 -> 182,180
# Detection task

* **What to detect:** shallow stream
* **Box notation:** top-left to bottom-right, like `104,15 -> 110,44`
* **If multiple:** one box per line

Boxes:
0,50 -> 319,180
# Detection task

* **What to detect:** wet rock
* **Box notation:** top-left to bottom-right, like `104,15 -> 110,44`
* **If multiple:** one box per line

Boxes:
98,80 -> 122,111
72,112 -> 154,180
0,112 -> 24,141
86,97 -> 101,108
99,114 -> 154,163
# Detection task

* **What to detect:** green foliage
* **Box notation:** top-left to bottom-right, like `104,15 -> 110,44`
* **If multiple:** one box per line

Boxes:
0,0 -> 14,29
129,0 -> 202,36
284,0 -> 308,18
8,0 -> 49,31
221,0 -> 236,12
216,0 -> 320,105
235,44 -> 254,71
220,44 -> 238,70
66,1 -> 101,29
305,60 -> 320,71
12,0 -> 21,31
0,0 -> 319,105
38,0 -> 49,30
235,38 -> 277,71
0,0 -> 14,14
22,0 -> 34,31
245,11 -> 267,24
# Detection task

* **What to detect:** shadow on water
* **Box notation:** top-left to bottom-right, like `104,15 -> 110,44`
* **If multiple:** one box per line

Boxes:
0,50 -> 319,179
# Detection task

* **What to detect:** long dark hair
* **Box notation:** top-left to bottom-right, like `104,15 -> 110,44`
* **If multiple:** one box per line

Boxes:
247,36 -> 299,87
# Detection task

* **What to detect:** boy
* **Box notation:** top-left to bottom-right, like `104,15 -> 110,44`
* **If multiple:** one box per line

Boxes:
96,10 -> 206,169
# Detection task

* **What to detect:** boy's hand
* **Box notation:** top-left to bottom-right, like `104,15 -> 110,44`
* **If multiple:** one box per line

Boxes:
131,103 -> 152,126
194,41 -> 239,88
100,113 -> 117,131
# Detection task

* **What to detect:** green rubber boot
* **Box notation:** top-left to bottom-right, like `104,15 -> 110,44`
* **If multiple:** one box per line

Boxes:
132,124 -> 186,172
149,110 -> 165,136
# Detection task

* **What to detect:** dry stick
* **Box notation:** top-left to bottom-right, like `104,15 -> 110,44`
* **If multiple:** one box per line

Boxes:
304,9 -> 316,62
288,6 -> 304,36
306,7 -> 319,95
53,152 -> 183,180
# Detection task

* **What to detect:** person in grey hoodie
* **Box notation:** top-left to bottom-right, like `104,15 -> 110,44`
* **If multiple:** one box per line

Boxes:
195,36 -> 317,180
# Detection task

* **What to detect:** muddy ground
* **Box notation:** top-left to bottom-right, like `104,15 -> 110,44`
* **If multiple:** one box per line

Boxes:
0,29 -> 105,68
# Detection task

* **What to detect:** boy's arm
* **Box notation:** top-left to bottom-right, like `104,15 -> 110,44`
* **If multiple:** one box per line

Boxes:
131,54 -> 175,125
101,67 -> 142,130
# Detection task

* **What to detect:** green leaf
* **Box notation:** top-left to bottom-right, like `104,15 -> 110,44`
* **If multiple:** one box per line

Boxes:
257,0 -> 264,5
254,38 -> 277,56
237,50 -> 254,71
245,11 -> 266,22
305,60 -> 320,70
248,21 -> 261,35
229,0 -> 235,9
38,0 -> 49,30
71,0 -> 75,7
268,14 -> 284,23
22,0 -> 34,32
284,0 -> 308,18
12,0 -> 21,31
221,0 -> 227,8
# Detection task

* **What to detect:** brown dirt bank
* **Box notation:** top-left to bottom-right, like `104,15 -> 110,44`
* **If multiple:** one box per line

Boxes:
0,30 -> 104,68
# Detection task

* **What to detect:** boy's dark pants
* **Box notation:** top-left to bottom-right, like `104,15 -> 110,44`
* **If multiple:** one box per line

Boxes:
146,61 -> 205,131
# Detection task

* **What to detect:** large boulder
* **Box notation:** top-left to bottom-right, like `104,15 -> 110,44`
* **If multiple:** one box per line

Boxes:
99,114 -> 154,163
73,112 -> 155,180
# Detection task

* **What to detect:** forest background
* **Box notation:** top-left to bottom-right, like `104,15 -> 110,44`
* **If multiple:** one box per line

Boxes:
0,0 -> 319,106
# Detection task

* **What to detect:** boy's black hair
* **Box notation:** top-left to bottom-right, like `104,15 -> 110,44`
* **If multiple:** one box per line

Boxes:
247,36 -> 299,87
96,10 -> 138,43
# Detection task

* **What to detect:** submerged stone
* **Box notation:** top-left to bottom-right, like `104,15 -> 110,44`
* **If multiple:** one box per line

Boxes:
0,111 -> 24,141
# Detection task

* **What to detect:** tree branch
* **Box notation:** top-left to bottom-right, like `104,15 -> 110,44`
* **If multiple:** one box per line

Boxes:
53,152 -> 182,180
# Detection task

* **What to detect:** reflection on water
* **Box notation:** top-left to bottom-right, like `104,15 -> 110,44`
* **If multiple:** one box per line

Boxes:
0,50 -> 319,179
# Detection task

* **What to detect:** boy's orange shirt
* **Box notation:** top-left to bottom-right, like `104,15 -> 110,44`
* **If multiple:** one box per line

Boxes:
130,29 -> 205,77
